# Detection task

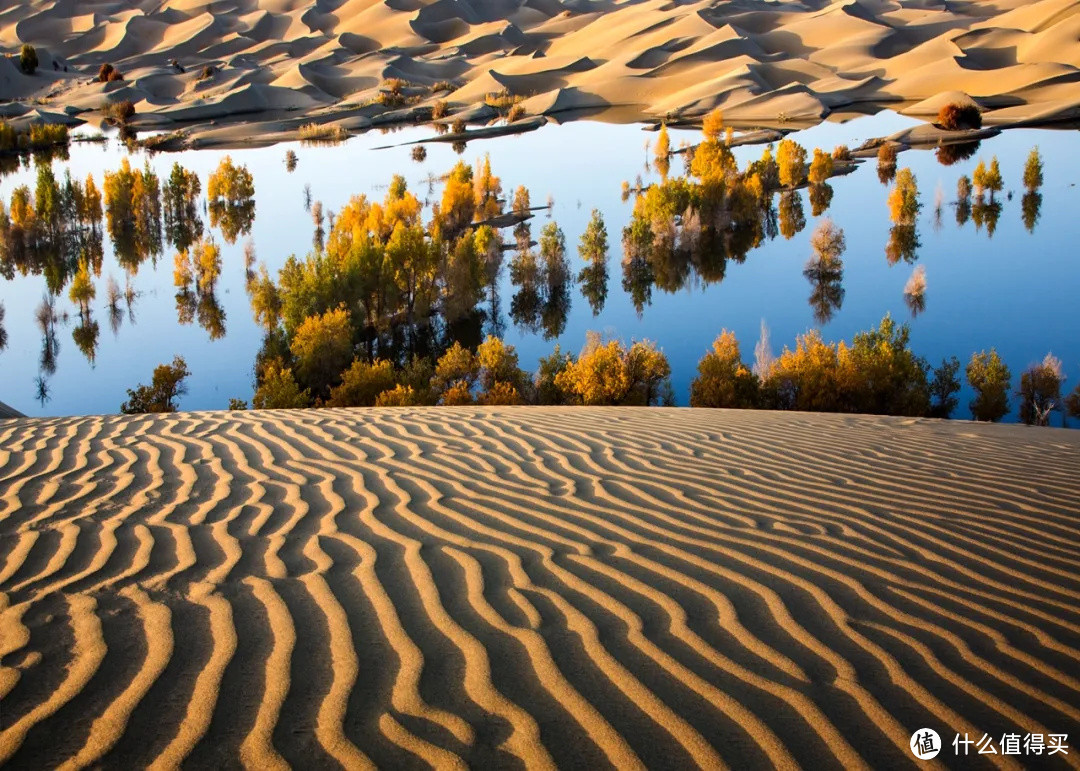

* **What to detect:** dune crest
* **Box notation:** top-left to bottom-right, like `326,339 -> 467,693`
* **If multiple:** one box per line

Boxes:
1,408 -> 1079,767
4,0 -> 1080,141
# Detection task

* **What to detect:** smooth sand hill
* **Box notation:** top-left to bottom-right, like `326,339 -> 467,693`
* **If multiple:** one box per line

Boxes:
1,407 -> 1079,769
3,0 -> 1080,143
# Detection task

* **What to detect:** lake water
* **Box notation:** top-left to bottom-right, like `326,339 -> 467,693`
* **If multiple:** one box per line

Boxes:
0,113 -> 1077,420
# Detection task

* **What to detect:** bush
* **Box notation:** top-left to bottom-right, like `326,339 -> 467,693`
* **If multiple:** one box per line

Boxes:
411,144 -> 427,162
298,123 -> 348,142
451,118 -> 466,134
432,100 -> 448,119
507,103 -> 525,122
326,358 -> 397,407
832,145 -> 851,161
19,44 -> 37,75
936,102 -> 982,131
198,65 -> 216,81
98,63 -> 123,82
554,332 -> 671,406
253,360 -> 311,409
104,100 -> 135,124
120,356 -> 190,413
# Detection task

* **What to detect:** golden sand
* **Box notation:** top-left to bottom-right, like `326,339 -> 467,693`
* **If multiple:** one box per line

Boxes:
1,407 -> 1078,767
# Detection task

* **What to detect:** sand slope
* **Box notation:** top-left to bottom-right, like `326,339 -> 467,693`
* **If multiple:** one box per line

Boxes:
1,408 -> 1079,768
4,0 -> 1080,138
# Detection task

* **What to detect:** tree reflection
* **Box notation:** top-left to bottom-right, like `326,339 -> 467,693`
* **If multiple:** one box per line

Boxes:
1022,191 -> 1042,233
208,156 -> 255,244
936,140 -> 980,167
809,183 -> 833,217
803,219 -> 845,325
163,163 -> 203,252
971,194 -> 1002,237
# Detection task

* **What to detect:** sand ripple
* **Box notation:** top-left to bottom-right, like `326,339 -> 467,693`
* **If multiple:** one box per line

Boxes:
1,408 -> 1079,769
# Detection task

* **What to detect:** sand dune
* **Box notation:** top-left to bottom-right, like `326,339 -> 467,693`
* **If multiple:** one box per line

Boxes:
3,0 -> 1080,141
1,408 -> 1078,768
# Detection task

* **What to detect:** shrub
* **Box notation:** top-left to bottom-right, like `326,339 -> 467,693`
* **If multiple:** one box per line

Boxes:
451,118 -> 466,134
120,356 -> 190,413
104,100 -> 135,124
326,358 -> 397,407
19,44 -> 37,75
253,360 -> 311,409
298,123 -> 348,142
198,65 -> 216,81
411,144 -> 427,162
936,102 -> 982,131
375,384 -> 421,406
832,145 -> 851,161
432,100 -> 448,119
98,63 -> 123,82
507,103 -> 525,122
967,349 -> 1011,421
431,80 -> 457,93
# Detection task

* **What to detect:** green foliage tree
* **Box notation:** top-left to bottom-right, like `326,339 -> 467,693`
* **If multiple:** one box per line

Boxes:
477,336 -> 529,401
535,345 -> 574,405
967,349 -> 1011,421
120,356 -> 190,413
929,356 -> 961,419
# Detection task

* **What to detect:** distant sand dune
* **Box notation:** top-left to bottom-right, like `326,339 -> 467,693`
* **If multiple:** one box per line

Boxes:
5,0 -> 1080,141
1,408 -> 1079,768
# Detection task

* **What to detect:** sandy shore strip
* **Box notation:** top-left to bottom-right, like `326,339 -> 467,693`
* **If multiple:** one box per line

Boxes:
1,407 -> 1079,768
4,0 -> 1080,143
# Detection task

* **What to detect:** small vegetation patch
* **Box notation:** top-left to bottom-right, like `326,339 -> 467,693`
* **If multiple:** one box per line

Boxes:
98,63 -> 124,82
104,100 -> 135,125
19,44 -> 38,75
936,102 -> 982,131
298,123 -> 348,143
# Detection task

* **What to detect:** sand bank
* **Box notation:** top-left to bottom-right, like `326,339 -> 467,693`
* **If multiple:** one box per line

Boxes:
3,0 -> 1080,145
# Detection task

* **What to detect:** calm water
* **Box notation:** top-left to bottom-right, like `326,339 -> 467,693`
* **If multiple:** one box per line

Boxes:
0,113 -> 1077,419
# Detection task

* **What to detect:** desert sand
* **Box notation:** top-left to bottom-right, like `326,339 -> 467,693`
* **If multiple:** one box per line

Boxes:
3,0 -> 1080,144
1,407 -> 1078,768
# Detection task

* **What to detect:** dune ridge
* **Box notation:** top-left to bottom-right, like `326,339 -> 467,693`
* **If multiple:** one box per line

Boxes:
1,408 -> 1080,768
4,0 -> 1080,142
